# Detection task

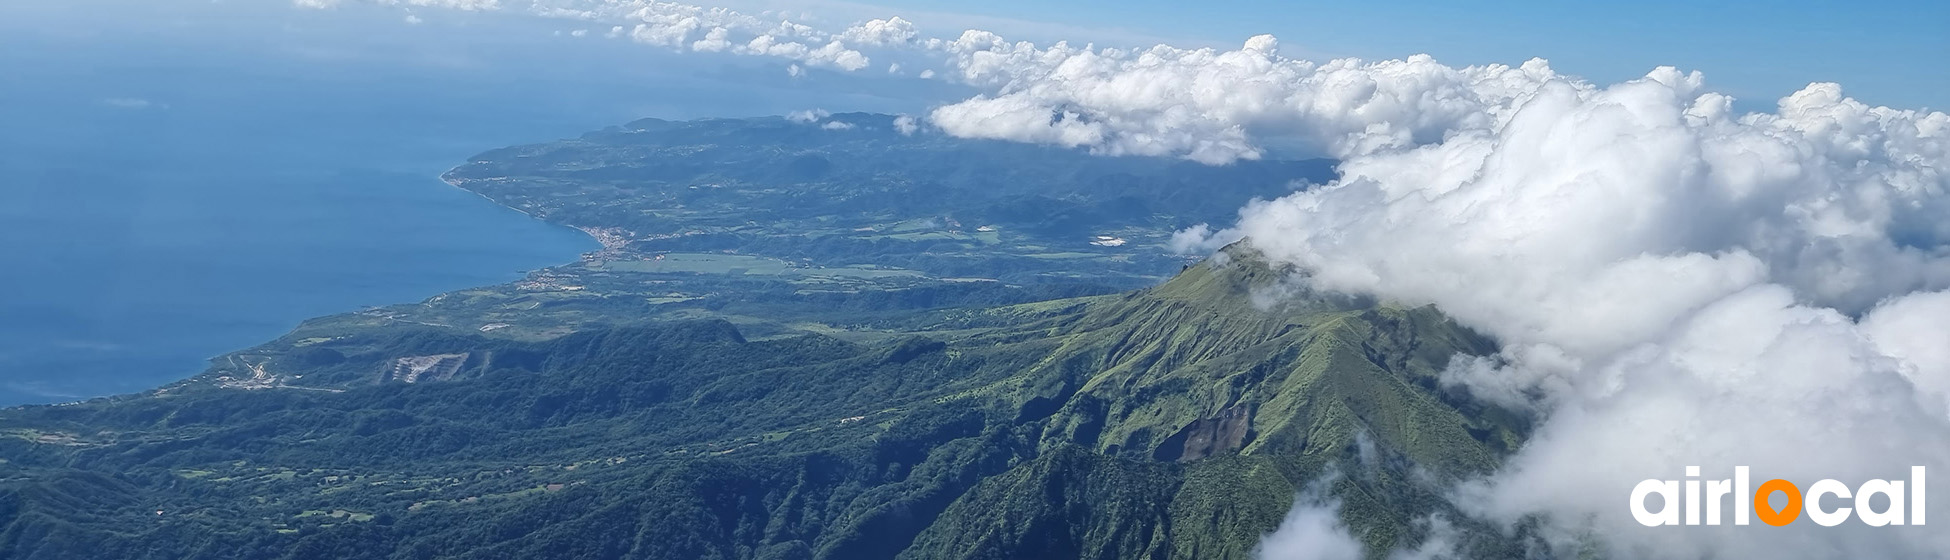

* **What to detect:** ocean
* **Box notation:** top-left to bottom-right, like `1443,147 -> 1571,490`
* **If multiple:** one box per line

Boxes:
0,2 -> 939,406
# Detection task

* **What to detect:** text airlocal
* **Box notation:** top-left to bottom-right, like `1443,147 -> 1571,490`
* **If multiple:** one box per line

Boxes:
1632,466 -> 1925,527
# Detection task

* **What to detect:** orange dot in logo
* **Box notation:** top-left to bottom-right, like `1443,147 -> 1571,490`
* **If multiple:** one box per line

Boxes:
1755,479 -> 1803,527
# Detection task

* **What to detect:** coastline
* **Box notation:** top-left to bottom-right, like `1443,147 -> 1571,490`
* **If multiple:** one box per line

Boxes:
438,166 -> 594,242
439,165 -> 621,254
4,166 -> 602,410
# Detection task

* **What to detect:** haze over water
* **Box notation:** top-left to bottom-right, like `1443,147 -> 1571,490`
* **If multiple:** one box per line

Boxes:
0,1 -> 932,406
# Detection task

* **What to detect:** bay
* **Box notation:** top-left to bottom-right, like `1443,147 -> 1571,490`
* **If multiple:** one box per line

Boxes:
0,2 -> 938,406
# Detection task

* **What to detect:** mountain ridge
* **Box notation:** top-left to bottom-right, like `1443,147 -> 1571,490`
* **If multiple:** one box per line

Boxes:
0,242 -> 1532,559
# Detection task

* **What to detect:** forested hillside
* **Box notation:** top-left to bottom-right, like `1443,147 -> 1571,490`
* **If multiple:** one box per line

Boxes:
0,246 -> 1533,559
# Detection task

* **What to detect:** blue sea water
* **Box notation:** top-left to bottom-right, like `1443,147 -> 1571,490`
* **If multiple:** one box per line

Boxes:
0,2 -> 941,406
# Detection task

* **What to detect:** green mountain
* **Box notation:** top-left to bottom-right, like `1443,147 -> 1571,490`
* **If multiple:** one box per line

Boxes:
0,244 -> 1528,559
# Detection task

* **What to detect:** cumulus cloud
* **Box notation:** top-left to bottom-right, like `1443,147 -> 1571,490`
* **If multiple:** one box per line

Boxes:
292,1 -> 1562,165
920,33 -> 1574,164
284,1 -> 1950,556
544,1 -> 874,70
941,32 -> 1950,554
892,114 -> 919,135
837,16 -> 917,47
1181,69 -> 1950,558
1864,291 -> 1950,415
1168,223 -> 1228,256
785,110 -> 854,130
690,26 -> 729,51
785,108 -> 828,123
513,5 -> 1950,557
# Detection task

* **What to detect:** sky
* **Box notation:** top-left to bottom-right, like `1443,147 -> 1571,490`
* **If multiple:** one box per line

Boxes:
10,0 -> 1941,111
5,1 -> 1950,557
863,0 -> 1950,110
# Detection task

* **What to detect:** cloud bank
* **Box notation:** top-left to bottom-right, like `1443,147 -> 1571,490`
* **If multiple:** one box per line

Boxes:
1187,66 -> 1950,559
293,1 -> 1950,557
298,0 -> 1584,164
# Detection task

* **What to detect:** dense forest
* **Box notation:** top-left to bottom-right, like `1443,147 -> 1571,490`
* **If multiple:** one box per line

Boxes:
3,118 -> 1545,559
0,247 -> 1542,559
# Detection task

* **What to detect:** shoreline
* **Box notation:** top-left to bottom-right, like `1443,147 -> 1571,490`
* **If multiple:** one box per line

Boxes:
438,165 -> 604,248
440,165 -> 627,255
2,166 -> 602,411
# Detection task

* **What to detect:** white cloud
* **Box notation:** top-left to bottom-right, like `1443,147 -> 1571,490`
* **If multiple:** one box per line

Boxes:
294,0 -> 498,10
785,109 -> 829,123
930,94 -> 1111,153
1188,70 -> 1950,558
308,0 -> 874,70
1864,291 -> 1950,416
837,16 -> 917,46
536,1 -> 873,71
1386,516 -> 1463,560
925,35 -> 1567,163
411,0 -> 495,8
628,19 -> 694,47
821,120 -> 853,130
1257,475 -> 1363,560
292,1 -> 1548,164
690,26 -> 729,51
1168,223 -> 1228,255
101,97 -> 161,109
404,14 -> 423,24
567,4 -> 1946,557
280,1 -> 1950,556
892,114 -> 919,135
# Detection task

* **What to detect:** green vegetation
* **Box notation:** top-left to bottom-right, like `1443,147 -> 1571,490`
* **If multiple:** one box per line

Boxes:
0,247 -> 1533,559
443,113 -> 1336,287
157,114 -> 1336,375
0,116 -> 1538,559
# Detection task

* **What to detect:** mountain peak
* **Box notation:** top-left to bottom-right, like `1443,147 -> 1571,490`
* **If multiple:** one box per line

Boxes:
1145,238 -> 1374,317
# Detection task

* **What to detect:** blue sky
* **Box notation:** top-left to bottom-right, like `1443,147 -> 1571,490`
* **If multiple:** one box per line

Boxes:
875,0 -> 1949,110
3,0 -> 1942,112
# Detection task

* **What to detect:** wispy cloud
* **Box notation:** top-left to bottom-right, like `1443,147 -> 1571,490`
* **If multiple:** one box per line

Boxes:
101,97 -> 164,109
1257,473 -> 1363,560
295,0 -> 499,10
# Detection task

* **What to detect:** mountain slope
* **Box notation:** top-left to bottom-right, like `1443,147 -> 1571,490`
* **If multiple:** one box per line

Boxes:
906,244 -> 1519,556
0,244 -> 1526,559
